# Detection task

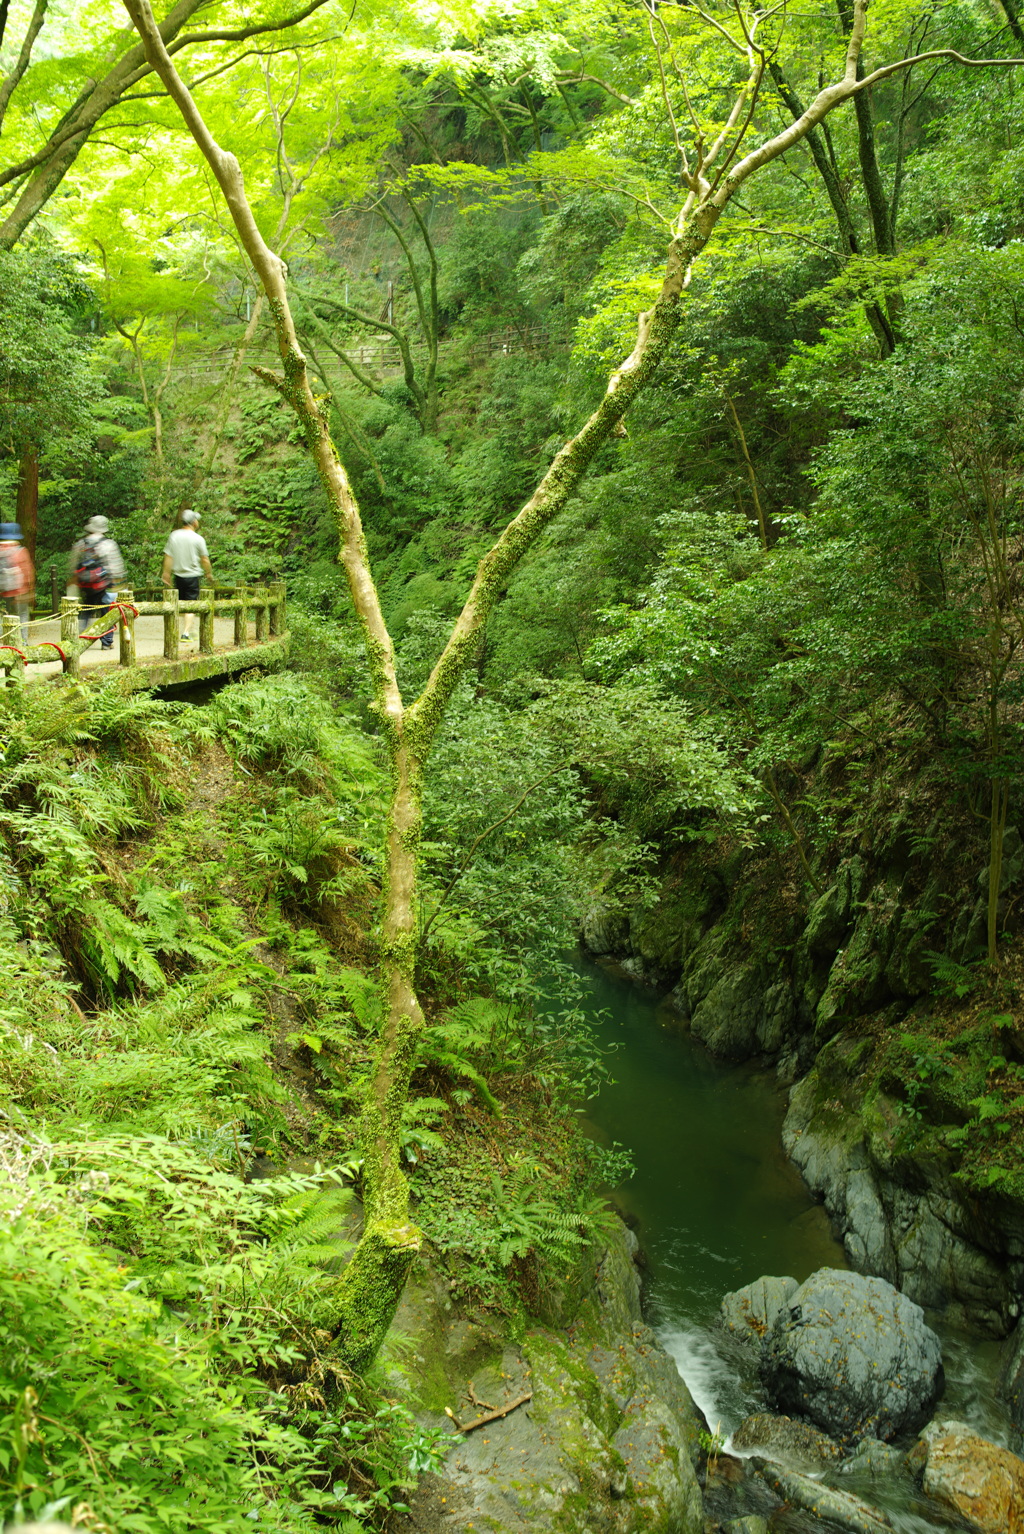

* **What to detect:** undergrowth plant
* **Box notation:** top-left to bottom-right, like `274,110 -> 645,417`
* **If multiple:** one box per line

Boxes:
1,669 -> 622,1526
0,677 -> 453,1529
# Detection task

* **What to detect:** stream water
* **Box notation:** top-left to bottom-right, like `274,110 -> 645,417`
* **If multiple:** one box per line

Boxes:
579,958 -> 1016,1533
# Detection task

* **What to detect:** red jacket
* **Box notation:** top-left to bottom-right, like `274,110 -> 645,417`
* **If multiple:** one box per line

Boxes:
0,543 -> 33,600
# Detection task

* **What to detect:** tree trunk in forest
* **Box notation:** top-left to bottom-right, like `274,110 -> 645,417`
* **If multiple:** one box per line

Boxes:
767,59 -> 895,354
16,444 -> 38,565
999,0 -> 1024,47
989,778 -> 1009,964
122,0 -> 1024,1373
199,293 -> 265,486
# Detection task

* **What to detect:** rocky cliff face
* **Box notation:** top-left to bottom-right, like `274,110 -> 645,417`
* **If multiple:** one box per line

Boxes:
583,831 -> 1024,1342
584,847 -> 954,1082
386,1222 -> 705,1534
782,1031 -> 1024,1337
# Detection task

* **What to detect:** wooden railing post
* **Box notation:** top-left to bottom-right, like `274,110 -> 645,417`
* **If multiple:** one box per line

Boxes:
164,587 -> 180,661
60,596 -> 80,678
269,581 -> 285,636
1,612 -> 22,687
233,584 -> 249,648
254,585 -> 269,643
116,587 -> 136,668
199,583 -> 216,654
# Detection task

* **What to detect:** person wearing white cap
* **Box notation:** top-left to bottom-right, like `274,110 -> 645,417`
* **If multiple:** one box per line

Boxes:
69,515 -> 125,650
161,510 -> 214,644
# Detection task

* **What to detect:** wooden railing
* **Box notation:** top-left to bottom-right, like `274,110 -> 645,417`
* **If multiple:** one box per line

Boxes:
1,582 -> 287,686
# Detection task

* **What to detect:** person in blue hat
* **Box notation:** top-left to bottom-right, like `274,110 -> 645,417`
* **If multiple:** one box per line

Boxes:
0,522 -> 34,643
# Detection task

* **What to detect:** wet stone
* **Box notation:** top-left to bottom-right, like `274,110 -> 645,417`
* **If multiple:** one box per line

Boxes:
761,1268 -> 944,1444
721,1276 -> 798,1351
836,1437 -> 908,1479
908,1418 -> 1024,1534
731,1410 -> 842,1473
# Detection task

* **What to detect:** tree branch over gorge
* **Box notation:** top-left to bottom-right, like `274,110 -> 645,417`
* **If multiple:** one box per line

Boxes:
122,0 -> 1024,1375
0,0 -> 48,133
0,0 -> 334,248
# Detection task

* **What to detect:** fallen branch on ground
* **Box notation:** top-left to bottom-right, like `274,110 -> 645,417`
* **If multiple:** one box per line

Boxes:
444,1391 -> 533,1433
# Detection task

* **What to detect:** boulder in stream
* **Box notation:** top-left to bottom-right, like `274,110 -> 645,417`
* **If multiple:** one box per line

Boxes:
581,903 -> 630,956
907,1418 -> 1024,1534
761,1267 -> 944,1444
836,1437 -> 908,1479
731,1410 -> 842,1472
720,1275 -> 798,1350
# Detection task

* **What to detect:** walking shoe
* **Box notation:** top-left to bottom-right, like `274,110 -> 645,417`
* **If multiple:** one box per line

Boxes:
181,631 -> 192,641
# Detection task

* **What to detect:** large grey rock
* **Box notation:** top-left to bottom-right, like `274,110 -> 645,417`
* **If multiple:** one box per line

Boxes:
804,880 -> 855,956
689,962 -> 764,1058
723,1519 -> 769,1534
784,1052 -> 1024,1334
761,1268 -> 944,1444
393,1222 -> 704,1533
582,904 -> 629,957
721,1276 -> 797,1351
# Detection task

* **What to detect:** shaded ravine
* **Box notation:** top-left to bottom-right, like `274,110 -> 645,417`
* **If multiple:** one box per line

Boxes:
579,958 -> 1016,1532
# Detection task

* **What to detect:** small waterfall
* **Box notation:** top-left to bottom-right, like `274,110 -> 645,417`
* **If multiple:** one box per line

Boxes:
658,1322 -> 762,1441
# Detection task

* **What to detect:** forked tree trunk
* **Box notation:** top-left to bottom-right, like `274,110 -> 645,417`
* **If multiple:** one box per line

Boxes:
122,0 -> 1023,1372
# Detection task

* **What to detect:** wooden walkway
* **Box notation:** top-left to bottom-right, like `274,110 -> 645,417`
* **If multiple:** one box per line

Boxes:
1,583 -> 288,691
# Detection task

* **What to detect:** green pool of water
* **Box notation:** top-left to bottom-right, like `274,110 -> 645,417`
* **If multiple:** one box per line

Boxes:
580,959 -> 846,1328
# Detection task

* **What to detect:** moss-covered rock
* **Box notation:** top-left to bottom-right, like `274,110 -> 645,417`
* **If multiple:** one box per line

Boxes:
783,1036 -> 1024,1335
389,1222 -> 704,1533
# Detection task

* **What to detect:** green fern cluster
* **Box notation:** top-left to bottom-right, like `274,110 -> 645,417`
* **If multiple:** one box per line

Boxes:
0,676 -> 428,1531
197,672 -> 381,797
0,682 -> 195,995
0,1138 -> 370,1532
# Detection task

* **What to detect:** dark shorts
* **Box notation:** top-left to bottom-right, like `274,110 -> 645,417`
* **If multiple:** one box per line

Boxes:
78,588 -> 114,648
173,575 -> 201,600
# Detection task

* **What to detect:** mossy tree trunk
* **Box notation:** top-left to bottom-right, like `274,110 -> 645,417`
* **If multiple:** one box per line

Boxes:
123,0 -> 1024,1372
15,444 -> 38,565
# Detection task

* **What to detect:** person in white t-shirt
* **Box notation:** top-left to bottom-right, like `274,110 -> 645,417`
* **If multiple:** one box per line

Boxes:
161,509 -> 214,643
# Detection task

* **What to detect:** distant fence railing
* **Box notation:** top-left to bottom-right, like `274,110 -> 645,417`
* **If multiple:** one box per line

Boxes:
2,582 -> 286,685
350,327 -> 567,371
173,326 -> 570,384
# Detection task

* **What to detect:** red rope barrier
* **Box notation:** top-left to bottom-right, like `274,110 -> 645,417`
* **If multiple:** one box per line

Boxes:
0,644 -> 27,661
80,602 -> 139,645
37,641 -> 67,662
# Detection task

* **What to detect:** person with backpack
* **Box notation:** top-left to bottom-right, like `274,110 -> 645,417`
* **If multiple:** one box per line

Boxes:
70,515 -> 125,650
0,522 -> 34,643
161,509 -> 214,643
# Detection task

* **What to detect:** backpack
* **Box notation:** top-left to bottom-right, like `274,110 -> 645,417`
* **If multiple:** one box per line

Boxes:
0,548 -> 20,596
75,540 -> 108,592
